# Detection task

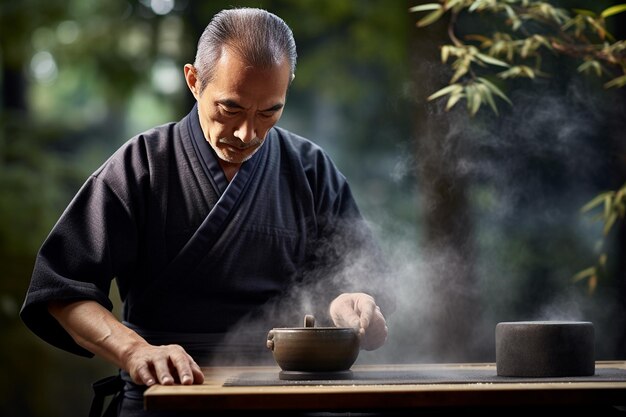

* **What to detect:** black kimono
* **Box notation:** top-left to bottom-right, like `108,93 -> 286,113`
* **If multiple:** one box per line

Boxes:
20,105 -> 390,416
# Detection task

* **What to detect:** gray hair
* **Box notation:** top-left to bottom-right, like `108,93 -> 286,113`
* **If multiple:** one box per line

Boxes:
193,7 -> 297,94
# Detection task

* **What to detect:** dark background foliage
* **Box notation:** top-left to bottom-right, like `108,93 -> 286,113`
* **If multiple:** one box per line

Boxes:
1,1 -> 624,416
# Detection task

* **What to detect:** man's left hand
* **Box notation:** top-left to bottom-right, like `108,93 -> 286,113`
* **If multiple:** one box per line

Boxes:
329,292 -> 388,351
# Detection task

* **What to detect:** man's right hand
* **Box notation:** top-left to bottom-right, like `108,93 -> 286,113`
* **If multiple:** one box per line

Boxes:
49,299 -> 204,386
124,341 -> 204,386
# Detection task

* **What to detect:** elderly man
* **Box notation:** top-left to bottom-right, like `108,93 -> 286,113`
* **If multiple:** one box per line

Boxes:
21,7 -> 392,417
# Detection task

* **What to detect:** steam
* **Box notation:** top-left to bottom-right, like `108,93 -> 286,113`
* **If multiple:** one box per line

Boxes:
206,75 -> 625,367
363,75 -> 625,363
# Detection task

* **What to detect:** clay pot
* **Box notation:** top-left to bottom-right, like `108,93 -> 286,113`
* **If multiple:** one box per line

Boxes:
266,315 -> 360,372
496,320 -> 595,377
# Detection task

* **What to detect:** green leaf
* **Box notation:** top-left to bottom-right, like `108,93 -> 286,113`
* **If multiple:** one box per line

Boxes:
466,84 -> 482,116
581,191 -> 613,213
409,3 -> 442,13
586,16 -> 612,41
572,266 -> 596,283
476,52 -> 510,67
446,0 -> 465,12
497,66 -> 520,79
416,8 -> 445,27
450,58 -> 470,83
427,83 -> 463,101
616,185 -> 626,201
441,45 -> 451,63
604,74 -> 626,88
468,1 -> 480,13
604,211 -> 618,235
532,34 -> 553,51
480,84 -> 499,115
572,8 -> 596,17
604,194 -> 612,220
477,77 -> 512,105
504,5 -> 518,20
445,91 -> 464,111
600,4 -> 626,18
577,60 -> 603,77
588,274 -> 598,294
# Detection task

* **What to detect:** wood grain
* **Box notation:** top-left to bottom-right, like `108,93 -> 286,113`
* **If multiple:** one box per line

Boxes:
144,361 -> 626,412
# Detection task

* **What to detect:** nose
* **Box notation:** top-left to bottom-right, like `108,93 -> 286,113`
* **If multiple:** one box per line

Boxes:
233,117 -> 256,143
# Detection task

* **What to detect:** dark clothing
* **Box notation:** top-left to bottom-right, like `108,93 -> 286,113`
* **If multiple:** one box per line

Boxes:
20,106 -> 391,416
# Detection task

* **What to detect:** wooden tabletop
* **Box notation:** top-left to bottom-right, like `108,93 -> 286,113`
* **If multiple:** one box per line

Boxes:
144,361 -> 626,412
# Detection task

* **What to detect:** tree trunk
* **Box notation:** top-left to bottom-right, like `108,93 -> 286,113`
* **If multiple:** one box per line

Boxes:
410,13 -> 485,362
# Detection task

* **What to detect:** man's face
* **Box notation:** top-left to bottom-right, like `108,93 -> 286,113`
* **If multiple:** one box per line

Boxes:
185,48 -> 291,165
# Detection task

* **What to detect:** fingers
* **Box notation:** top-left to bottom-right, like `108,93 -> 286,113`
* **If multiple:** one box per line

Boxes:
190,360 -> 205,384
135,363 -> 157,386
336,293 -> 377,331
330,293 -> 389,351
360,306 -> 388,351
329,294 -> 360,329
153,356 -> 175,385
169,351 -> 204,385
354,295 -> 377,331
128,344 -> 204,386
330,293 -> 373,325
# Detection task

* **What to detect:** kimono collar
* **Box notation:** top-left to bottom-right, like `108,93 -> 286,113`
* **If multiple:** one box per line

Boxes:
186,103 -> 269,196
187,103 -> 229,194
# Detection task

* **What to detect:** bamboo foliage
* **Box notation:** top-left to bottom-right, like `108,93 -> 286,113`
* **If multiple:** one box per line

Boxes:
411,0 -> 626,114
573,183 -> 626,293
411,0 -> 626,293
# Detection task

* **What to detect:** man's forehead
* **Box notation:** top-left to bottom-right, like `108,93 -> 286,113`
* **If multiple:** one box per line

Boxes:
206,52 -> 290,108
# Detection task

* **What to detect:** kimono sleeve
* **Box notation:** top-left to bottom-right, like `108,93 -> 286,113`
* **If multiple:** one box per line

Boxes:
20,175 -> 138,357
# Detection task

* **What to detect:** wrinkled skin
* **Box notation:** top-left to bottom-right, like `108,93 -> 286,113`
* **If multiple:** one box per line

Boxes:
124,342 -> 204,386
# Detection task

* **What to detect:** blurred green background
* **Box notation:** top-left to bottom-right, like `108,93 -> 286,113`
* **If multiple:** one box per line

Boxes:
1,0 -> 625,416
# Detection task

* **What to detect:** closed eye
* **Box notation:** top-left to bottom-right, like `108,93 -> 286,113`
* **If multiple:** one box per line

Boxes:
216,99 -> 244,116
258,104 -> 283,119
259,111 -> 277,118
218,106 -> 239,116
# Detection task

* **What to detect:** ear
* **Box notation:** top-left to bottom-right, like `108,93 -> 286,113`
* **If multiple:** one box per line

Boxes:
184,64 -> 201,100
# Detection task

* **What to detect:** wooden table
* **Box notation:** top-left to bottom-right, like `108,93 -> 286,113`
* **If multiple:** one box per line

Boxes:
144,361 -> 626,413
